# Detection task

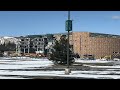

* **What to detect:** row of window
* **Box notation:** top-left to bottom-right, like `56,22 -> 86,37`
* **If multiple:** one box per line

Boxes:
20,45 -> 44,48
113,52 -> 120,54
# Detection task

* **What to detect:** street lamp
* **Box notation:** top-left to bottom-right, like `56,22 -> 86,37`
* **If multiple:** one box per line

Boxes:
65,11 -> 72,75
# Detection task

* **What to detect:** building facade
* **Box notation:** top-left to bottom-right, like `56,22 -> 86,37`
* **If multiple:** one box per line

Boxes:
32,37 -> 47,53
17,35 -> 51,56
71,32 -> 120,59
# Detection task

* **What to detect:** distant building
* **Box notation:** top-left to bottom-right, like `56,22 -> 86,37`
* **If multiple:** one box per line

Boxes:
18,35 -> 48,55
19,37 -> 30,54
45,34 -> 55,54
32,37 -> 48,54
71,32 -> 120,59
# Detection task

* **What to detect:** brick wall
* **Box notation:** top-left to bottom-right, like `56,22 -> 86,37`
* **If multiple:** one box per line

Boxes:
72,32 -> 120,59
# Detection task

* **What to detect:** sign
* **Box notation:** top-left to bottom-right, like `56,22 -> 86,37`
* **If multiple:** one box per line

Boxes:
65,20 -> 72,31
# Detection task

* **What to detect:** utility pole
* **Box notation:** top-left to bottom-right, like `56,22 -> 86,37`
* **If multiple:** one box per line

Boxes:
67,11 -> 70,68
65,11 -> 72,75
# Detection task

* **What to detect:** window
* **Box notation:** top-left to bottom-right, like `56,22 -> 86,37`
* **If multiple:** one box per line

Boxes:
21,39 -> 24,41
39,39 -> 41,41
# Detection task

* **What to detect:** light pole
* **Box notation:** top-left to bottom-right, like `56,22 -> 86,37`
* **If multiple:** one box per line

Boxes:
67,11 -> 70,68
65,11 -> 72,75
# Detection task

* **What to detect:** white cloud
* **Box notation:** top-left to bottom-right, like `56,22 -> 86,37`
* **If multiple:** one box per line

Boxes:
112,16 -> 120,20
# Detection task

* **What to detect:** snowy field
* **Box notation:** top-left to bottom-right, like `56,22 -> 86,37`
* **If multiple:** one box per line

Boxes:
0,57 -> 120,79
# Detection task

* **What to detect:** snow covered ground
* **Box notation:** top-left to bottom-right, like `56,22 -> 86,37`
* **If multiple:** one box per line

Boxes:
0,58 -> 53,69
75,59 -> 112,63
75,59 -> 120,65
0,57 -> 120,79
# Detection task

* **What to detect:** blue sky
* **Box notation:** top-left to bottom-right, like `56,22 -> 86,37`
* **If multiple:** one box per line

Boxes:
0,11 -> 120,37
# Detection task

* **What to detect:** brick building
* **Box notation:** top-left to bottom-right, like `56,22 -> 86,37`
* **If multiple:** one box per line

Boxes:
71,32 -> 120,59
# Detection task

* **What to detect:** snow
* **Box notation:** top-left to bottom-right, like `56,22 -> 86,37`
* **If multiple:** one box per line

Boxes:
75,59 -> 120,66
83,64 -> 120,69
0,58 -> 53,69
75,59 -> 115,63
0,70 -> 64,76
0,70 -> 120,79
0,76 -> 26,79
0,57 -> 120,79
